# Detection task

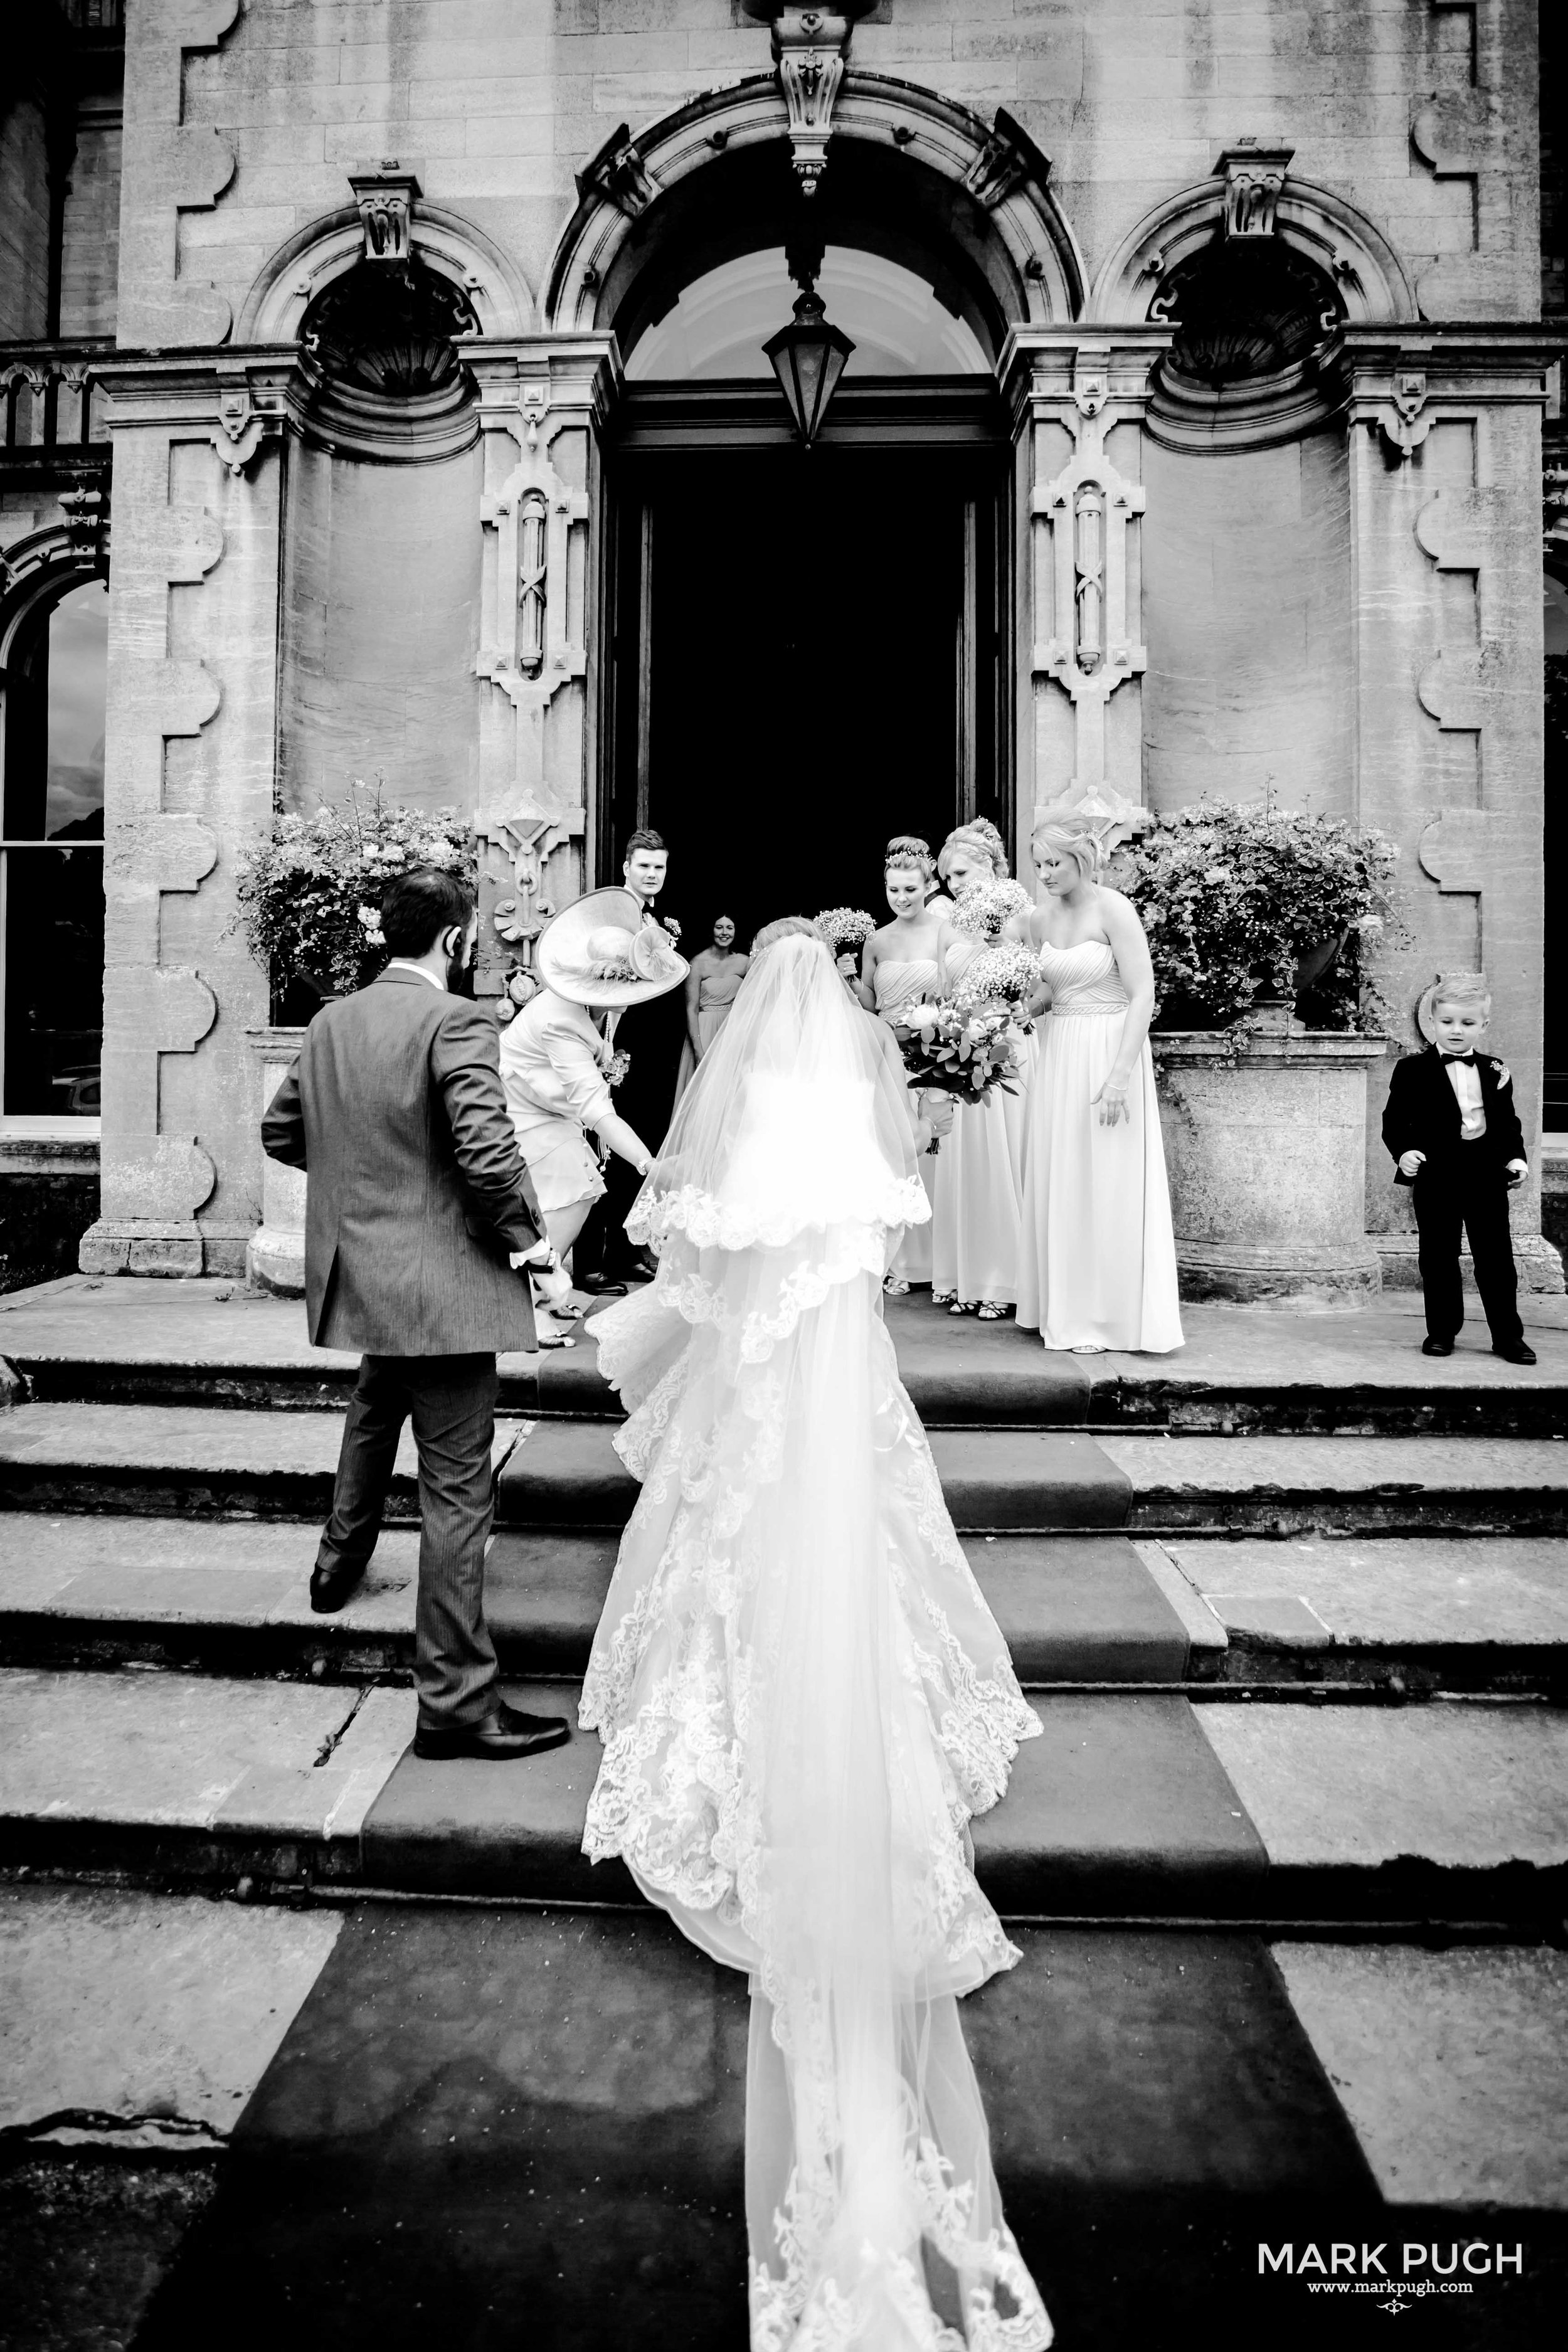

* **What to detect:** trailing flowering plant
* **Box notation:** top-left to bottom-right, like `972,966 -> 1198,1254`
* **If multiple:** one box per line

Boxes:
1118,795 -> 1401,1032
813,906 -> 877,956
233,782 -> 477,998
950,878 -> 1033,940
950,941 -> 1041,1014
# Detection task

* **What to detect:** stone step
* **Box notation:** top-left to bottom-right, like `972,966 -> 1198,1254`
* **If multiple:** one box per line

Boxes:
0,1404 -> 530,1520
1106,1433 -> 1568,1538
5,1276 -> 1566,1435
4,1404 -> 1564,1540
494,1421 -> 1136,1532
0,1518 -> 1205,1686
3,1667 -> 1562,1926
1163,1535 -> 1568,1695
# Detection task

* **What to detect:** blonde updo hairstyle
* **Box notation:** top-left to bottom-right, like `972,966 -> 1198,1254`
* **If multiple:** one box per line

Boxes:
1031,817 -> 1103,885
884,833 -> 936,884
937,824 -> 1004,884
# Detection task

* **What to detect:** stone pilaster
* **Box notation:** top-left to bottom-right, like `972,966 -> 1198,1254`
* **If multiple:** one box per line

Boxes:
471,336 -> 618,995
81,354 -> 297,1278
1002,327 -> 1170,860
1345,326 -> 1561,1289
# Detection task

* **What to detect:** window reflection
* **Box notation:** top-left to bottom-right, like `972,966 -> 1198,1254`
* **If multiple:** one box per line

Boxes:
3,578 -> 106,1114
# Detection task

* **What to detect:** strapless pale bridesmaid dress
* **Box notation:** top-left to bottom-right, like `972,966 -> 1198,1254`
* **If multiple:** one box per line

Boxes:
1017,940 -> 1183,1353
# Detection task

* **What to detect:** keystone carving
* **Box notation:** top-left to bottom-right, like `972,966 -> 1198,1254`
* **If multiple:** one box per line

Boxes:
349,166 -> 422,263
575,125 -> 660,219
1217,142 -> 1294,238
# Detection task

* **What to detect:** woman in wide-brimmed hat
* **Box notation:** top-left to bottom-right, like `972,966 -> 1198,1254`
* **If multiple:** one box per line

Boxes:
499,889 -> 687,1338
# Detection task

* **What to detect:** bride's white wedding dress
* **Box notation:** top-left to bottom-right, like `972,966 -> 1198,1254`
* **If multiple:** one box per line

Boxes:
580,934 -> 1051,2350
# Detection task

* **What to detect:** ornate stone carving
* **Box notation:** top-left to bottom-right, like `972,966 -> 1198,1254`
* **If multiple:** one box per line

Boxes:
1032,345 -> 1148,728
57,484 -> 110,567
963,112 -> 1049,212
348,165 -> 422,264
575,125 -> 660,220
1377,366 -> 1433,460
210,366 -> 285,477
1218,143 -> 1294,239
773,10 -> 851,194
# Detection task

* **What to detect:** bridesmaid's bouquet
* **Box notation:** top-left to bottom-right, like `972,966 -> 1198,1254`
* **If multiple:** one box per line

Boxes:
814,906 -> 877,956
950,879 -> 1032,939
950,941 -> 1041,1015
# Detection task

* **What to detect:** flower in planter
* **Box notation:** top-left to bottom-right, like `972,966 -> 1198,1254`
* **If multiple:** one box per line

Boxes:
1122,794 -> 1402,1034
232,780 -> 477,1003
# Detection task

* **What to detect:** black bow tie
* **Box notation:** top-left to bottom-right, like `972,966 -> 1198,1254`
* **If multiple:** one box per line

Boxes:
1441,1052 -> 1476,1066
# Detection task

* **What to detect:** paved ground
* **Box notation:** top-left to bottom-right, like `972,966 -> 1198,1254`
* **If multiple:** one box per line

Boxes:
3,1270 -> 1565,1391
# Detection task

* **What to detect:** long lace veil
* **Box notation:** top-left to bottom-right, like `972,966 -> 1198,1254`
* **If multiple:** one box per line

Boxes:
582,934 -> 1050,2350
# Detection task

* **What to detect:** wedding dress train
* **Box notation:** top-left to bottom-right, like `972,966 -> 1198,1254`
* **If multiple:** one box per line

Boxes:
580,935 -> 1051,2350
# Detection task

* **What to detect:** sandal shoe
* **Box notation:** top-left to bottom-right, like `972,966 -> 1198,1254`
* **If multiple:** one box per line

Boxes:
948,1300 -> 978,1317
884,1277 -> 910,1296
975,1302 -> 1008,1320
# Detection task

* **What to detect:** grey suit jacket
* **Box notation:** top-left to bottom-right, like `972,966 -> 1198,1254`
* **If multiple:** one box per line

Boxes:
261,968 -> 545,1356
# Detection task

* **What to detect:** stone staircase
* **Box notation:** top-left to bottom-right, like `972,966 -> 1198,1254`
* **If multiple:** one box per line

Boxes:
1,1283 -> 1564,1928
2,1278 -> 1565,2347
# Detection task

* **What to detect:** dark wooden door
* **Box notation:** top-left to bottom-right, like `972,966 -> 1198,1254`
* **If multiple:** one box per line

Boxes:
603,430 -> 1008,947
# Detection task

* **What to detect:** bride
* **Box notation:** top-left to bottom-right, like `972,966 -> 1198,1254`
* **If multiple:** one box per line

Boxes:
579,919 -> 1051,2351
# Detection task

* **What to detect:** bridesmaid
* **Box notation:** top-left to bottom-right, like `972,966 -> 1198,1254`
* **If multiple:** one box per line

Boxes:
672,913 -> 749,1107
861,840 -> 951,1293
931,824 -> 1025,1318
1015,817 -> 1184,1353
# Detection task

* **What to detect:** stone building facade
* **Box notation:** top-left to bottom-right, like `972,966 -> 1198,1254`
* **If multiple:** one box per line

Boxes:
0,0 -> 1559,1285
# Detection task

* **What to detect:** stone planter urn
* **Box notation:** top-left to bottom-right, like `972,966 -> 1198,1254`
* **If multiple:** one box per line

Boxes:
246,1027 -> 307,1296
1152,1010 -> 1387,1305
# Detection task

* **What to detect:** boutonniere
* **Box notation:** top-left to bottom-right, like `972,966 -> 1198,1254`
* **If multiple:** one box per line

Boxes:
604,1048 -> 632,1089
1495,1062 -> 1511,1090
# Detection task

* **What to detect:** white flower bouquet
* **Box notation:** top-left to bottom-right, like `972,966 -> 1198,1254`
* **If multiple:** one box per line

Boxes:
813,906 -> 877,956
950,878 -> 1033,939
950,941 -> 1041,1014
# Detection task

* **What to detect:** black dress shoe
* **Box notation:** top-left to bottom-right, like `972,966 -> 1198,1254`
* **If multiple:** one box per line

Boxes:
310,1556 -> 368,1614
413,1702 -> 571,1761
1420,1336 -> 1454,1357
1492,1340 -> 1538,1366
575,1270 -> 628,1297
611,1249 -> 658,1284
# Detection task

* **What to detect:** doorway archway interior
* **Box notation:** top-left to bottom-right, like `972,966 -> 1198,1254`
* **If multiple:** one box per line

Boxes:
599,141 -> 1015,945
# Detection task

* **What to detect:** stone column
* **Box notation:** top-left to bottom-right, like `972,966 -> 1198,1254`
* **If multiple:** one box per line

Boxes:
80,356 -> 296,1277
246,1028 -> 306,1296
1346,328 -> 1561,1291
1003,326 -> 1170,860
470,336 -> 617,998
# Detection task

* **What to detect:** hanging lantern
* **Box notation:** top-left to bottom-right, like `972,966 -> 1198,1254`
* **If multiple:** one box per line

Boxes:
763,283 -> 855,447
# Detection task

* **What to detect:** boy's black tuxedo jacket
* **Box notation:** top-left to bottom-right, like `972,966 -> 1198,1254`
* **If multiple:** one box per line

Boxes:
1381,1046 -> 1525,1186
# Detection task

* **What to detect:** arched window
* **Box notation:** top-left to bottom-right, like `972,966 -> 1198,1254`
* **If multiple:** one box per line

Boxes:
2,576 -> 106,1115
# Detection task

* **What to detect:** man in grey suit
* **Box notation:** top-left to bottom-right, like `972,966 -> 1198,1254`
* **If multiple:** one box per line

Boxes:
262,866 -> 573,1761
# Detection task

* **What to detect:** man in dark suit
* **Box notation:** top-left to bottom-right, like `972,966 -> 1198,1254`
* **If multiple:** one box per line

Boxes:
263,867 -> 576,1758
1381,972 -> 1534,1364
575,827 -> 684,1290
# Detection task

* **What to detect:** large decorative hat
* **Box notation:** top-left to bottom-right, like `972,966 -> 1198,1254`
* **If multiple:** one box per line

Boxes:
535,886 -> 689,1009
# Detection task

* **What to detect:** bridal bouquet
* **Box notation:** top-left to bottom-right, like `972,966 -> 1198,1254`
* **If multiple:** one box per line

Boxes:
950,878 -> 1033,939
892,997 -> 1025,1130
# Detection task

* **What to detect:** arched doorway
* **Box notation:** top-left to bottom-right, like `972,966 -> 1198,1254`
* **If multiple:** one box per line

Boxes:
571,118 -> 1069,938
1,574 -> 107,1115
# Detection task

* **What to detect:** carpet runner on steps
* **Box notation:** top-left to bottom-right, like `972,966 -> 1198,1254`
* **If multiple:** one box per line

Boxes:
494,1421 -> 1135,1532
358,1685 -> 1270,1914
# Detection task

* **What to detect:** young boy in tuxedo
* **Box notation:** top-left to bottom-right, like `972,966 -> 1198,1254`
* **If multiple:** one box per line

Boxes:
1381,972 -> 1535,1364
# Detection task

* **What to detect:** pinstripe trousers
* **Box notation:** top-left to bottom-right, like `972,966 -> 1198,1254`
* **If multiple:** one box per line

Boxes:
315,1352 -> 501,1729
